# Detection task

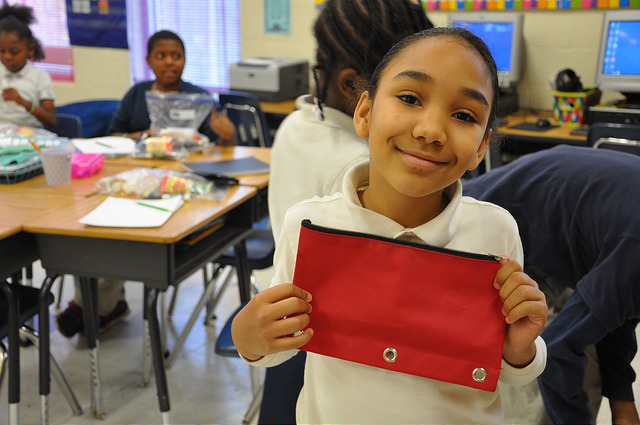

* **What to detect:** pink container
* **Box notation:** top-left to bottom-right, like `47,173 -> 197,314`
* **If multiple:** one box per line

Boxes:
71,152 -> 104,178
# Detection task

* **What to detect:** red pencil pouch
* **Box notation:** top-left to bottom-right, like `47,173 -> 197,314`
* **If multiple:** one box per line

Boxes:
293,219 -> 506,391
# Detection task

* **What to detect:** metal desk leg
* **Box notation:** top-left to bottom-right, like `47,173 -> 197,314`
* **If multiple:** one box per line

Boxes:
234,241 -> 251,303
79,277 -> 105,419
38,274 -> 56,425
145,287 -> 171,424
2,282 -> 19,424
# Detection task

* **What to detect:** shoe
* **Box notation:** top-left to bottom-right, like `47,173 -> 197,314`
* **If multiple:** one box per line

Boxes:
98,300 -> 130,332
55,301 -> 84,338
55,300 -> 130,338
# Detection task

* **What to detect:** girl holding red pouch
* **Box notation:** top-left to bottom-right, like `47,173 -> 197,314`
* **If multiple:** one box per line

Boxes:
232,27 -> 548,423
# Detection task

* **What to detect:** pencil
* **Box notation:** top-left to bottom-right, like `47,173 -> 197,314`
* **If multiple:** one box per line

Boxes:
137,201 -> 171,212
96,141 -> 113,149
28,139 -> 43,154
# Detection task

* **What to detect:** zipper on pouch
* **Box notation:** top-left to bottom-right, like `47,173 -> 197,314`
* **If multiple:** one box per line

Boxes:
301,219 -> 503,263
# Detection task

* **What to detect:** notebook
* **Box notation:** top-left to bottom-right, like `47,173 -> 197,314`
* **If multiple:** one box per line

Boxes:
183,156 -> 270,178
79,196 -> 184,228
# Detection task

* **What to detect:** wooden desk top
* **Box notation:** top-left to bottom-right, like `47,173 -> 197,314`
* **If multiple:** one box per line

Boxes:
260,99 -> 296,115
1,145 -> 270,241
499,110 -> 588,145
107,145 -> 271,189
22,184 -> 256,243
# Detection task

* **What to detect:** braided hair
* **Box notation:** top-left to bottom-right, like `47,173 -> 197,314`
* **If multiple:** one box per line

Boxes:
0,0 -> 44,61
312,0 -> 433,119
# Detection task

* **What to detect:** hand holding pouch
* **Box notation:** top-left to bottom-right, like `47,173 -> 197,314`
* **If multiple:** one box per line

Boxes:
293,220 -> 506,391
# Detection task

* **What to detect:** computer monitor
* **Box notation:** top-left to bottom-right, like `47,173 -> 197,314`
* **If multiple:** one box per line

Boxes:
449,13 -> 524,90
595,11 -> 640,108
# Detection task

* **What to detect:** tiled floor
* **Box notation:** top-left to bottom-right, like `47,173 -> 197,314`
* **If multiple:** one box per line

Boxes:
1,261 -> 638,424
0,261 -> 271,424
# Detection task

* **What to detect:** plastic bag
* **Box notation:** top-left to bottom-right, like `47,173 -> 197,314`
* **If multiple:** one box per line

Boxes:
93,167 -> 230,200
145,90 -> 214,132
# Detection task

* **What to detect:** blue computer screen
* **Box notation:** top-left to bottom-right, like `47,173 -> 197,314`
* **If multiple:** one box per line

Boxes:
453,22 -> 514,72
602,20 -> 640,76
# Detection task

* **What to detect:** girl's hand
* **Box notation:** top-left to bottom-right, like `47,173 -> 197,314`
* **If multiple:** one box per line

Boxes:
2,88 -> 24,105
494,257 -> 548,367
231,283 -> 313,362
210,109 -> 236,143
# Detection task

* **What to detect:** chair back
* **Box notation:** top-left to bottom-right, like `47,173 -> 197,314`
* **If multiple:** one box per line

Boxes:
54,114 -> 83,139
587,122 -> 640,156
56,100 -> 121,138
219,91 -> 273,147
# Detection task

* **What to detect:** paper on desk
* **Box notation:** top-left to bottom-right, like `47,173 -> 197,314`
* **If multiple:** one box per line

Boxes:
79,196 -> 184,227
72,137 -> 136,154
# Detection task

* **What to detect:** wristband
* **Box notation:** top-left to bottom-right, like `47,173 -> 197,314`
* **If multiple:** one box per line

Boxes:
32,106 -> 40,116
28,103 -> 36,114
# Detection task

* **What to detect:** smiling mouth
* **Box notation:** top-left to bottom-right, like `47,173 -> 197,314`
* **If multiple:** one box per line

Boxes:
397,147 -> 446,168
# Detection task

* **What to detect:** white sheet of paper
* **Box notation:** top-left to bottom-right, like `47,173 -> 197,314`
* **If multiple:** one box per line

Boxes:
72,137 -> 136,154
79,196 -> 184,228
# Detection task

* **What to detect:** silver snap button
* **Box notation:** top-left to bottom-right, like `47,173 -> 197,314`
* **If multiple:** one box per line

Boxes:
383,348 -> 398,363
472,368 -> 487,382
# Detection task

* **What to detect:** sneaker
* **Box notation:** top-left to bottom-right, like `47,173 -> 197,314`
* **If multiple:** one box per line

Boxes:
98,300 -> 130,332
55,301 -> 84,338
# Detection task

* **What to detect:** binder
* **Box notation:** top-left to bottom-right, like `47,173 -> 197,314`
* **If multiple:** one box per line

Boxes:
293,219 -> 506,391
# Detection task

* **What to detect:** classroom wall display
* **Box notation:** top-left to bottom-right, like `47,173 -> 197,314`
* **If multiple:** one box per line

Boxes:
264,0 -> 291,34
420,0 -> 639,10
65,0 -> 127,48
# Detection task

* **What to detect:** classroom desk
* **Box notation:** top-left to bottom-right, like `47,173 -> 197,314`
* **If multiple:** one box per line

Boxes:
4,145 -> 270,423
486,110 -> 589,170
260,99 -> 296,116
260,99 -> 297,133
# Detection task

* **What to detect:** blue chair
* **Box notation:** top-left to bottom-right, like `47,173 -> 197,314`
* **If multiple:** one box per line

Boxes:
56,100 -> 121,138
219,91 -> 273,148
54,113 -> 83,139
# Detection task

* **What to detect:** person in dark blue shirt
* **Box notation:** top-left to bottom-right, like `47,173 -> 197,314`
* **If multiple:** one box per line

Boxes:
107,29 -> 235,143
56,30 -> 236,338
464,145 -> 640,425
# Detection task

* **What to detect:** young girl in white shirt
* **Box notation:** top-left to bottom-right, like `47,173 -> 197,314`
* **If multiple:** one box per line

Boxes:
232,27 -> 548,423
0,2 -> 56,129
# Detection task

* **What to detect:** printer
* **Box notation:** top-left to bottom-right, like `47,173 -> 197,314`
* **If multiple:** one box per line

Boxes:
229,57 -> 309,102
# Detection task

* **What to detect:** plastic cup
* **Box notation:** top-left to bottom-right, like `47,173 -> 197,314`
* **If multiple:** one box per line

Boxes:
41,146 -> 72,186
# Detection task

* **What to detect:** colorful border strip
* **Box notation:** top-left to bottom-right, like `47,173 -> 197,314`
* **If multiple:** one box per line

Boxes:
421,0 -> 639,9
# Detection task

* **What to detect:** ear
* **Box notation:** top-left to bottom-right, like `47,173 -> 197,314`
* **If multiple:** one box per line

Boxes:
337,68 -> 360,98
353,91 -> 372,139
146,55 -> 152,69
27,43 -> 35,59
467,129 -> 492,171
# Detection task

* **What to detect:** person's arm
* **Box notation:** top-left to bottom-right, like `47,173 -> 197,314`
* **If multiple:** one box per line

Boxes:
231,283 -> 313,361
209,109 -> 237,145
610,399 -> 640,425
596,319 -> 640,424
1,89 -> 57,128
495,257 -> 548,367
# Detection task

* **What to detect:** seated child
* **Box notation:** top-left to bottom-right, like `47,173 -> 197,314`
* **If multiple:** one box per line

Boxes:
0,2 -> 56,129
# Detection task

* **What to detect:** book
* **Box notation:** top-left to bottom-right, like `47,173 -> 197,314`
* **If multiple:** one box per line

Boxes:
79,196 -> 184,227
183,156 -> 270,178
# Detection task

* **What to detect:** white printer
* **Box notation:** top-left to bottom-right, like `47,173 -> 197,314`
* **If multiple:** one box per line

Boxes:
229,57 -> 309,102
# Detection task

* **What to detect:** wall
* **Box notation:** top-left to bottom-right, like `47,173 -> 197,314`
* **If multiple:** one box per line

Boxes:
55,3 -> 620,111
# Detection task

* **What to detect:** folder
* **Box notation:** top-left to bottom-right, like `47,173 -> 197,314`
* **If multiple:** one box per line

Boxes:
292,220 -> 506,391
183,156 -> 269,178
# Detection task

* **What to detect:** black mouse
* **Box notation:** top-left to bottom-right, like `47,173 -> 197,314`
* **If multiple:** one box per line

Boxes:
536,118 -> 551,128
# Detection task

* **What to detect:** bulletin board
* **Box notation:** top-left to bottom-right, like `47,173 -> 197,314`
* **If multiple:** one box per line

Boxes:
66,0 -> 127,48
420,0 -> 639,10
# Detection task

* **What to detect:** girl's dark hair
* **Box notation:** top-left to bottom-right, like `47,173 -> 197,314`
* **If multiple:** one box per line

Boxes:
0,0 -> 45,61
313,0 -> 433,117
147,30 -> 185,57
366,26 -> 500,135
